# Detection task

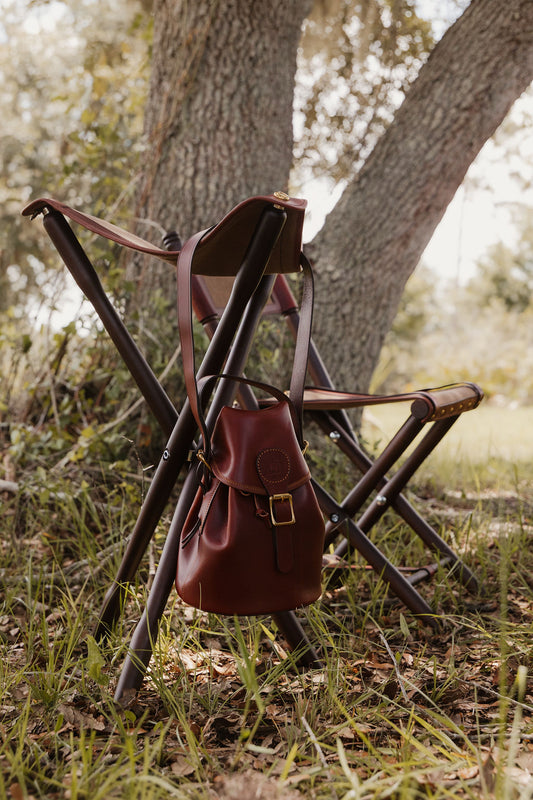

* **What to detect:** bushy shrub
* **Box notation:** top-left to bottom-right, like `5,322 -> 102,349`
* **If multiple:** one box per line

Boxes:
375,272 -> 533,405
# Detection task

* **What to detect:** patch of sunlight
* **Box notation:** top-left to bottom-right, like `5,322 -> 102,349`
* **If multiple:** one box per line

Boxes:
362,404 -> 533,466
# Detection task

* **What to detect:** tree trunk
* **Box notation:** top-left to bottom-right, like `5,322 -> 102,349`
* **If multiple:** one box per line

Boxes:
310,0 -> 533,391
131,0 -> 533,396
128,0 -> 311,304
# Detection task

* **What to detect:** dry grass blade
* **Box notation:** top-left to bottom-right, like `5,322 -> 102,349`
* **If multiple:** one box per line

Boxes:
1,407 -> 533,798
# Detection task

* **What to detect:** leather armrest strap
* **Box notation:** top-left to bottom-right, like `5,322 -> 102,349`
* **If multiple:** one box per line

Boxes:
302,382 -> 483,422
22,197 -> 179,264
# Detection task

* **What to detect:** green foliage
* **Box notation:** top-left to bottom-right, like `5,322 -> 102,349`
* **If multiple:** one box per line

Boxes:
294,0 -> 446,185
0,0 -> 151,312
374,225 -> 533,403
465,214 -> 533,313
380,293 -> 533,403
370,266 -> 439,392
0,299 -> 167,498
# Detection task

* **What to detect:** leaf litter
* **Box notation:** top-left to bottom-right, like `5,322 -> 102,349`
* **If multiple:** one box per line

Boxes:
2,481 -> 533,797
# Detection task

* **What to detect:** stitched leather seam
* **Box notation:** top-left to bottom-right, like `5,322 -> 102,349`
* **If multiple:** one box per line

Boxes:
256,448 -> 291,484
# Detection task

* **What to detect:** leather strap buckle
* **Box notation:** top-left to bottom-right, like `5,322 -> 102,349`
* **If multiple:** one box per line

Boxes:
269,493 -> 295,526
196,450 -> 212,472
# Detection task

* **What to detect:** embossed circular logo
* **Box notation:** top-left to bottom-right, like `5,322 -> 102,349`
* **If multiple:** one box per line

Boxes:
256,449 -> 290,484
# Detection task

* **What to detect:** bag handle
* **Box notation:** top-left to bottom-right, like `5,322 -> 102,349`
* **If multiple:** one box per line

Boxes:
194,373 -> 305,464
176,223 -> 315,449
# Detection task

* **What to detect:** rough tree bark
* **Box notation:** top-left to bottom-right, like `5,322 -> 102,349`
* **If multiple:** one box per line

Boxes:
129,0 -> 311,299
310,0 -> 533,390
132,0 -> 533,392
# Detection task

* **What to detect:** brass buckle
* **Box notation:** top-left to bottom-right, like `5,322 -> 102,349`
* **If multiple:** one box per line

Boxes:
269,493 -> 295,526
196,450 -> 212,472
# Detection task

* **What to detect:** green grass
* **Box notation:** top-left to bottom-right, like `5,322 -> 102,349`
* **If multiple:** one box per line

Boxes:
363,403 -> 533,470
1,407 -> 533,798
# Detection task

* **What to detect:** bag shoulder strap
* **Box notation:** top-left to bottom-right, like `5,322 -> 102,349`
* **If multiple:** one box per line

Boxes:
177,228 -> 315,448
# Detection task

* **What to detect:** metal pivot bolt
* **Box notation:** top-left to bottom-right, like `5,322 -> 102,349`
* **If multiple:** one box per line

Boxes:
163,449 -> 170,461
330,513 -> 340,524
329,431 -> 341,441
376,495 -> 387,507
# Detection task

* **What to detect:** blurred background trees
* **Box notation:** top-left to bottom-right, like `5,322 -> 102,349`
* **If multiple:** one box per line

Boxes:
0,0 -> 150,313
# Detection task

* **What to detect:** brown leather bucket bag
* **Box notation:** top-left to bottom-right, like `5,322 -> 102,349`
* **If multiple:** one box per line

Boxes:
175,227 -> 325,615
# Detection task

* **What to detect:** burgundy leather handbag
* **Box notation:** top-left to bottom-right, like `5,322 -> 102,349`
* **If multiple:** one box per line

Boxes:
175,229 -> 325,615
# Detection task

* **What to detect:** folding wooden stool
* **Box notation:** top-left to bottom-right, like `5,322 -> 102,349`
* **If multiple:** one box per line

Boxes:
23,193 -> 482,700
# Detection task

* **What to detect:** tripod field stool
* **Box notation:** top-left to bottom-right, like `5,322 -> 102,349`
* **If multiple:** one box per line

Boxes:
23,192 -> 483,700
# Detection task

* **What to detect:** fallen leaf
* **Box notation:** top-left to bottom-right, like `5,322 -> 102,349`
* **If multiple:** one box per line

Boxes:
518,752 -> 533,772
170,755 -> 196,777
457,765 -> 479,780
57,703 -> 106,731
